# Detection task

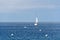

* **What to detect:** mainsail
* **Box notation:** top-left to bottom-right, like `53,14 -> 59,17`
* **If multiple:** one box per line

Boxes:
36,17 -> 38,23
34,17 -> 38,26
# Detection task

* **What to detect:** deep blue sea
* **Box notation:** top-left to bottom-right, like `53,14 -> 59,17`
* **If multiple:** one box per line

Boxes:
0,22 -> 60,40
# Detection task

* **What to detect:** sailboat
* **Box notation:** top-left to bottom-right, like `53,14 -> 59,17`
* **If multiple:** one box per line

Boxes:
34,17 -> 38,26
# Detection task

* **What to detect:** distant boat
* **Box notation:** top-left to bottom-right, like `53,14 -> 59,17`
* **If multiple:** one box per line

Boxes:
34,17 -> 38,26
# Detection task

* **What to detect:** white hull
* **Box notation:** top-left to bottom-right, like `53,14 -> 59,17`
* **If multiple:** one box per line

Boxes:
34,23 -> 38,26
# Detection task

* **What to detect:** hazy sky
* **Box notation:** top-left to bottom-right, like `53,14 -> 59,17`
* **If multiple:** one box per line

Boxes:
0,0 -> 60,22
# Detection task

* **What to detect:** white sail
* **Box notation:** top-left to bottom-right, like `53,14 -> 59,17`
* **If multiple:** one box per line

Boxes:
34,17 -> 38,26
36,17 -> 38,23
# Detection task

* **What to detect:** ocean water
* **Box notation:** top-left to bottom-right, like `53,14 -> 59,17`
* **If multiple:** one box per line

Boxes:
0,22 -> 60,40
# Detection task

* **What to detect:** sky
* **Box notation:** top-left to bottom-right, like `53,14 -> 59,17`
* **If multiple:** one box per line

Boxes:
0,0 -> 60,22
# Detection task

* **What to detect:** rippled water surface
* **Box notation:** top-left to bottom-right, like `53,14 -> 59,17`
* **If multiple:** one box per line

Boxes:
0,22 -> 60,40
